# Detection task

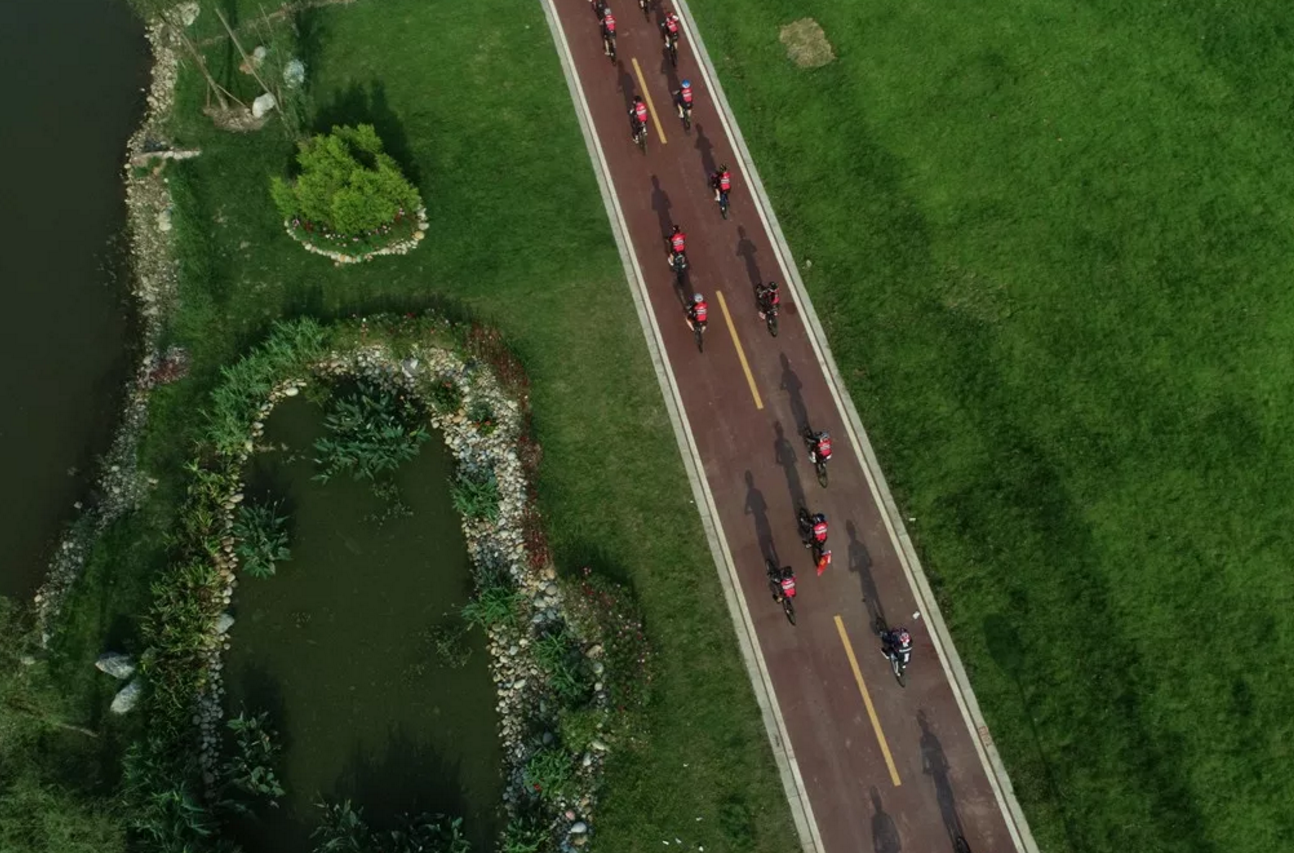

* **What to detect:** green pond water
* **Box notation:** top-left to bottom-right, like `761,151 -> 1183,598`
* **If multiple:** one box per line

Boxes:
225,397 -> 503,852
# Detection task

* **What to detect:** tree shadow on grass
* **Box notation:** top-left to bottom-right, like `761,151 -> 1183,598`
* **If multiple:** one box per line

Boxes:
313,80 -> 421,188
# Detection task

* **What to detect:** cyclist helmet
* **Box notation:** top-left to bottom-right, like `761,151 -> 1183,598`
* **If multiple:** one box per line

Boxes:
898,630 -> 911,646
672,224 -> 681,233
820,430 -> 830,440
769,280 -> 779,291
682,78 -> 691,88
693,293 -> 704,304
634,94 -> 644,102
719,163 -> 728,172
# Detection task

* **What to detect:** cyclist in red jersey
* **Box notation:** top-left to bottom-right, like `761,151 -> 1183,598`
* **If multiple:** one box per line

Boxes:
661,9 -> 681,46
673,78 -> 694,119
601,10 -> 617,53
629,95 -> 648,132
756,280 -> 779,318
669,224 -> 686,256
688,293 -> 708,329
712,163 -> 732,201
809,430 -> 832,464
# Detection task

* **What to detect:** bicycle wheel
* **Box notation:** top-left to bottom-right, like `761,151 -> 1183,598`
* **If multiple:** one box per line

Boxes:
815,459 -> 829,488
695,324 -> 705,353
768,312 -> 778,337
783,596 -> 797,626
669,41 -> 678,66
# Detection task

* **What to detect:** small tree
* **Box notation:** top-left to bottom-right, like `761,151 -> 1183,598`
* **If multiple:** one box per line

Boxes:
271,124 -> 422,254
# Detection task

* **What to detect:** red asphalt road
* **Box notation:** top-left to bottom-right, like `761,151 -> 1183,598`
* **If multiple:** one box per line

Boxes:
553,3 -> 1018,852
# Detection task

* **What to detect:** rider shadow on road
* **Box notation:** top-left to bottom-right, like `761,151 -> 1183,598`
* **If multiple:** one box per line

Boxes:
617,64 -> 637,113
778,353 -> 811,434
736,226 -> 763,288
918,709 -> 966,846
743,470 -> 778,565
870,786 -> 903,853
846,520 -> 885,628
695,123 -> 717,177
651,175 -> 673,240
772,421 -> 807,512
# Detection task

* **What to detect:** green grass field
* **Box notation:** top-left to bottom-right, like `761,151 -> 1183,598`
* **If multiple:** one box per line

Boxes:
40,0 -> 798,850
684,0 -> 1294,851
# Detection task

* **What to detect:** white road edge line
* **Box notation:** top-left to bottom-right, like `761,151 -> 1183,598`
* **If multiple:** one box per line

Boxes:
535,2 -> 825,851
669,2 -> 1042,851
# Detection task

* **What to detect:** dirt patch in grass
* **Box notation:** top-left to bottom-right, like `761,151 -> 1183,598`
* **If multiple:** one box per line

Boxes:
779,18 -> 835,68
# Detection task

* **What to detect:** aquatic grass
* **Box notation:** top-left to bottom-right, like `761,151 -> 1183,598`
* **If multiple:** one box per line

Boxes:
449,467 -> 501,522
231,501 -> 291,579
220,711 -> 284,809
313,381 -> 430,484
460,585 -> 523,631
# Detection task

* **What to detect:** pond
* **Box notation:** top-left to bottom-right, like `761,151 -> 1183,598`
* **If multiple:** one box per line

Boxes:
0,0 -> 149,598
224,397 -> 503,852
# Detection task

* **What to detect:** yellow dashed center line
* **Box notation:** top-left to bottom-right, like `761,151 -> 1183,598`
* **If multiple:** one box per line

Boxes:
631,56 -> 667,145
716,290 -> 763,410
834,615 -> 902,787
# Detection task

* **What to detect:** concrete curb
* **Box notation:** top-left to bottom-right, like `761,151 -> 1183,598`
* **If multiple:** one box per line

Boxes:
668,3 -> 1041,852
535,2 -> 825,850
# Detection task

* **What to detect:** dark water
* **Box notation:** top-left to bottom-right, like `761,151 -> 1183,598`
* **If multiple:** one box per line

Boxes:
226,399 -> 503,852
0,0 -> 149,598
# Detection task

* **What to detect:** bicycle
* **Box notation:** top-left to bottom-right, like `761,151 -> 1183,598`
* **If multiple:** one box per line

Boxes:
604,32 -> 617,63
669,250 -> 688,288
664,30 -> 679,67
766,559 -> 797,626
803,426 -> 830,487
631,119 -> 648,152
677,99 -> 692,130
717,188 -> 730,220
755,281 -> 778,337
875,616 -> 909,688
638,0 -> 651,19
797,507 -> 827,564
688,316 -> 706,352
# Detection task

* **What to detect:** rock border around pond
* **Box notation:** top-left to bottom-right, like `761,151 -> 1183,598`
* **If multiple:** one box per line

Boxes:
164,319 -> 630,851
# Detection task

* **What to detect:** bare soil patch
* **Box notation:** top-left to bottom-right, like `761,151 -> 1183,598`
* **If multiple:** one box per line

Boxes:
780,18 -> 835,68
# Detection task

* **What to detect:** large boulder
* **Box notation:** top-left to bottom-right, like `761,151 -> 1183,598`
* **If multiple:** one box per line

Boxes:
252,93 -> 278,119
110,678 -> 143,714
283,59 -> 306,89
95,652 -> 136,680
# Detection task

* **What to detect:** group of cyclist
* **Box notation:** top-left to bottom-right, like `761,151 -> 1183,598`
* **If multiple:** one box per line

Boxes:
590,0 -> 916,674
594,0 -> 682,64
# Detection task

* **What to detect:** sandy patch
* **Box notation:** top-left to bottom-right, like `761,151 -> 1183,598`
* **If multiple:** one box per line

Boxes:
780,18 -> 835,68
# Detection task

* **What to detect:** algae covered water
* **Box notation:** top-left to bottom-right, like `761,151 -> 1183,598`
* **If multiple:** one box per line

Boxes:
0,0 -> 148,597
225,398 -> 503,851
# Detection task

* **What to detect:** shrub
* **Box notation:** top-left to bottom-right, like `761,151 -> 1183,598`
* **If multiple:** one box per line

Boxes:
499,815 -> 548,853
271,124 -> 422,248
427,377 -> 463,415
467,399 -> 497,435
534,627 -> 591,705
557,706 -> 604,754
232,501 -> 291,579
314,381 -> 430,484
522,745 -> 576,803
449,467 -> 500,521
